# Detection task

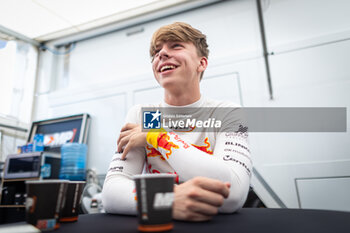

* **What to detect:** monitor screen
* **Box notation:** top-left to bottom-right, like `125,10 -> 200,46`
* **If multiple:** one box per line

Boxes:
4,153 -> 42,179
28,114 -> 90,153
8,156 -> 41,174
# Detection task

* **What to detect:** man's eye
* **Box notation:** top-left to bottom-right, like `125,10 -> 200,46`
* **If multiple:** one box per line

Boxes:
172,43 -> 182,48
153,51 -> 160,58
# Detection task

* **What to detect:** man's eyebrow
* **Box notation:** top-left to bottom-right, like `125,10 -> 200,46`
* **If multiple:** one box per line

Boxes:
155,40 -> 183,47
154,41 -> 163,47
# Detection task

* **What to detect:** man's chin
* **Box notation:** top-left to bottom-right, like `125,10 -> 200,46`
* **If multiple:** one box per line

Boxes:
160,80 -> 180,90
159,76 -> 175,85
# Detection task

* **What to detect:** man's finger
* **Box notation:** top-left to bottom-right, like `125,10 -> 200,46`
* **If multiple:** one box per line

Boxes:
117,135 -> 131,153
185,211 -> 212,222
190,187 -> 225,207
117,130 -> 130,145
192,215 -> 212,222
187,200 -> 219,216
121,143 -> 132,160
120,123 -> 137,132
172,207 -> 212,222
192,177 -> 230,198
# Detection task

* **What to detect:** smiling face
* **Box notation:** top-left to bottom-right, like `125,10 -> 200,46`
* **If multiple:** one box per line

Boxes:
151,40 -> 207,92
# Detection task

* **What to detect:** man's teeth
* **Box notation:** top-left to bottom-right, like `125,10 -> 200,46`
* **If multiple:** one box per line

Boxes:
160,65 -> 176,72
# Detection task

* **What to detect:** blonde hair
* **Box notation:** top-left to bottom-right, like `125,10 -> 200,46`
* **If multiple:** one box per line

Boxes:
150,22 -> 209,80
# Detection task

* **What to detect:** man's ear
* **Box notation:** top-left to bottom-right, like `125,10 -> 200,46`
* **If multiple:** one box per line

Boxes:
197,57 -> 208,73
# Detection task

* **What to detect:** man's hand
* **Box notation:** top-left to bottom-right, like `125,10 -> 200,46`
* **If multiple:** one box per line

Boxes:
173,177 -> 230,222
117,123 -> 147,159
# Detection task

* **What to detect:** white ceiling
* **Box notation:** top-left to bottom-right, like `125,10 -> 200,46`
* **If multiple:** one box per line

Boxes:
0,0 -> 190,42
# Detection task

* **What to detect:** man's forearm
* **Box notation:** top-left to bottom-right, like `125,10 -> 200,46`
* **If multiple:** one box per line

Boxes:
102,148 -> 145,214
146,130 -> 251,212
102,174 -> 137,215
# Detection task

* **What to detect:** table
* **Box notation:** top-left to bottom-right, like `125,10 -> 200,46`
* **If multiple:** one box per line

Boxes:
55,208 -> 350,233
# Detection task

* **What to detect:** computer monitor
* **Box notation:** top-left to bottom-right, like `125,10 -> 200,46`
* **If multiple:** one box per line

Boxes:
27,113 -> 90,153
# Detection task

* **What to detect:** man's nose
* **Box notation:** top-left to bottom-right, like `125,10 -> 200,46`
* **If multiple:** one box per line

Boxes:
159,47 -> 170,59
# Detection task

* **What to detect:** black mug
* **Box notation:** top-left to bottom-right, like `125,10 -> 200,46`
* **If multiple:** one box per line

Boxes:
25,180 -> 68,231
134,174 -> 175,232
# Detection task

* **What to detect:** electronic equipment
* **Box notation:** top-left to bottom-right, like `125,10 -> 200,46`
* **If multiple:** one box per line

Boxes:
3,152 -> 61,180
3,113 -> 90,180
0,113 -> 90,224
27,114 -> 90,153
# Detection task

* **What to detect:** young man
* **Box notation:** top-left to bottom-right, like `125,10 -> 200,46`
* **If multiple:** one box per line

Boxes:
102,22 -> 252,222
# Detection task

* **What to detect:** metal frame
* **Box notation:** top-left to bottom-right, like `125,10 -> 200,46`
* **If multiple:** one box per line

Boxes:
256,0 -> 274,100
27,113 -> 90,145
0,25 -> 40,47
253,167 -> 287,208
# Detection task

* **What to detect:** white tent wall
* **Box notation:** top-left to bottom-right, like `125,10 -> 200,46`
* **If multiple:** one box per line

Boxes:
32,0 -> 350,211
258,0 -> 350,211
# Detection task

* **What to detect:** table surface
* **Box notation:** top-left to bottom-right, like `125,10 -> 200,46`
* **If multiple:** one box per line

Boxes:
54,208 -> 350,233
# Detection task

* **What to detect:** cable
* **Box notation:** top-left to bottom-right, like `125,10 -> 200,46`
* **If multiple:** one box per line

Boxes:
39,42 -> 76,55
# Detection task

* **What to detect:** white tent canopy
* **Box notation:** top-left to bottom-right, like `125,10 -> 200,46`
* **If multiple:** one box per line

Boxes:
0,0 -> 214,43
